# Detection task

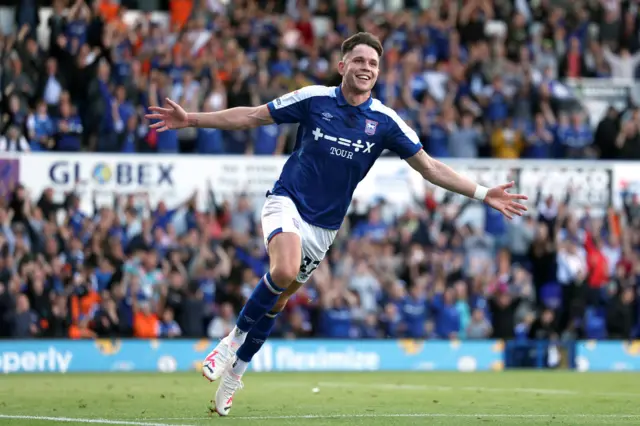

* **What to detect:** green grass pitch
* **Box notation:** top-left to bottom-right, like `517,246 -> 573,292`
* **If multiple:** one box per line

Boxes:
0,371 -> 639,425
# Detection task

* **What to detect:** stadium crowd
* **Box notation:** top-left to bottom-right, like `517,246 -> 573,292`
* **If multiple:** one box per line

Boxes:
1,0 -> 640,158
0,180 -> 638,342
0,1 -> 640,343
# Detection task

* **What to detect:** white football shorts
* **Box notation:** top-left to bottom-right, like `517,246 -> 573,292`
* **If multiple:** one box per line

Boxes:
261,194 -> 337,283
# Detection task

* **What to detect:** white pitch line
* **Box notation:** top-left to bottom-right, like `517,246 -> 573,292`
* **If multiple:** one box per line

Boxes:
232,414 -> 640,420
150,413 -> 640,421
0,414 -> 189,426
317,381 -> 640,397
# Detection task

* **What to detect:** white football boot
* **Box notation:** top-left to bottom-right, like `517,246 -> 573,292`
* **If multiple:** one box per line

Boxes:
202,336 -> 237,382
213,366 -> 244,416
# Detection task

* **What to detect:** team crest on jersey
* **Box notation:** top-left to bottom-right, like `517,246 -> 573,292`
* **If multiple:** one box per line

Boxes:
365,120 -> 378,135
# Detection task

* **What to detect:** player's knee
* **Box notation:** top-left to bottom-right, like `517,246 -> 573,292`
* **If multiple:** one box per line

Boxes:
267,232 -> 301,289
269,262 -> 299,288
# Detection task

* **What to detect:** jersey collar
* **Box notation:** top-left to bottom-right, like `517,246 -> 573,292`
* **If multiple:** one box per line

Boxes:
335,85 -> 373,111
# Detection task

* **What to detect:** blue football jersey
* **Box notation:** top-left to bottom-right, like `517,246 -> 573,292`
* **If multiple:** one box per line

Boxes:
267,85 -> 423,230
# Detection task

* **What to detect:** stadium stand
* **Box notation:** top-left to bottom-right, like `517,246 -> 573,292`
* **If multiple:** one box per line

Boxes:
0,0 -> 639,348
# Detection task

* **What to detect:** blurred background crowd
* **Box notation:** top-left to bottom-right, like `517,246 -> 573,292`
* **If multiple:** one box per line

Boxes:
2,0 -> 640,158
0,0 -> 639,344
0,181 -> 638,342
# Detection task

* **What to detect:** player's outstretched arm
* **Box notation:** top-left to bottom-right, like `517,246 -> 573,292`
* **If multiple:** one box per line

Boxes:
405,150 -> 528,220
145,98 -> 274,132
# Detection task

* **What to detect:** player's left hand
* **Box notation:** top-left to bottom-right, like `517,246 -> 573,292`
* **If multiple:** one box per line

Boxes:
484,181 -> 528,220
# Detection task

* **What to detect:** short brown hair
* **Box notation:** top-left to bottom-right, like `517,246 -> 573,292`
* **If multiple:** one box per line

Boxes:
341,32 -> 383,58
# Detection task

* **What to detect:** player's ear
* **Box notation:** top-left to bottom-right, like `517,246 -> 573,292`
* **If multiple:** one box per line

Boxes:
337,60 -> 346,76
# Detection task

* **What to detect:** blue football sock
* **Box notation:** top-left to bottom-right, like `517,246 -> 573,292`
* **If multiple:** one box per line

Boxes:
235,273 -> 284,333
237,310 -> 279,362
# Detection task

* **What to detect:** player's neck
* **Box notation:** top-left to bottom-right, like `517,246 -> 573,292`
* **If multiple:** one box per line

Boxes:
340,84 -> 371,107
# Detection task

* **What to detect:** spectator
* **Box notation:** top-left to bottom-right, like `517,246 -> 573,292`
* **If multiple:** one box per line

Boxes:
559,37 -> 589,79
401,283 -> 428,338
54,101 -> 83,151
467,308 -> 492,339
12,294 -> 39,338
45,295 -> 71,338
3,55 -> 35,110
159,307 -> 182,338
584,232 -> 609,301
528,308 -> 558,340
606,286 -> 635,339
133,299 -> 159,338
94,295 -> 121,337
207,302 -> 236,339
463,225 -> 494,277
491,118 -> 524,159
594,106 -> 620,159
348,261 -> 380,315
506,215 -> 535,266
111,282 -> 133,336
283,307 -> 313,338
26,100 -> 55,151
563,113 -> 594,158
489,288 -> 520,340
432,286 -> 461,340
1,94 -> 27,135
379,301 -> 402,339
449,112 -> 483,158
615,120 -> 640,159
25,267 -> 50,322
251,121 -> 286,155
320,284 -> 356,338
15,25 -> 41,86
529,223 -> 557,302
196,102 -> 225,154
0,126 -> 31,152
557,240 -> 587,289
602,46 -> 640,81
38,57 -> 67,113
524,113 -> 554,159
454,281 -> 472,339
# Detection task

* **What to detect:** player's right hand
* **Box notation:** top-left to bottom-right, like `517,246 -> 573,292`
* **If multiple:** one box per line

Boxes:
145,98 -> 188,132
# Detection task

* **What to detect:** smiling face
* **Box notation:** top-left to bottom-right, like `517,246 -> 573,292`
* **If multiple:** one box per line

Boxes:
339,44 -> 380,94
338,32 -> 383,96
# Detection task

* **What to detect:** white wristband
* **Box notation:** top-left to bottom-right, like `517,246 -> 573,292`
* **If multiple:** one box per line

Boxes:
473,185 -> 489,202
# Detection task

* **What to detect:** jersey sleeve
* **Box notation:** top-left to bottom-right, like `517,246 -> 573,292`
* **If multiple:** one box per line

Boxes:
384,111 -> 423,159
267,86 -> 321,124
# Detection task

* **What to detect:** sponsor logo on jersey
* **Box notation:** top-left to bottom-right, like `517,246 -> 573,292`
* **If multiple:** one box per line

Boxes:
311,127 -> 375,158
365,119 -> 378,135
